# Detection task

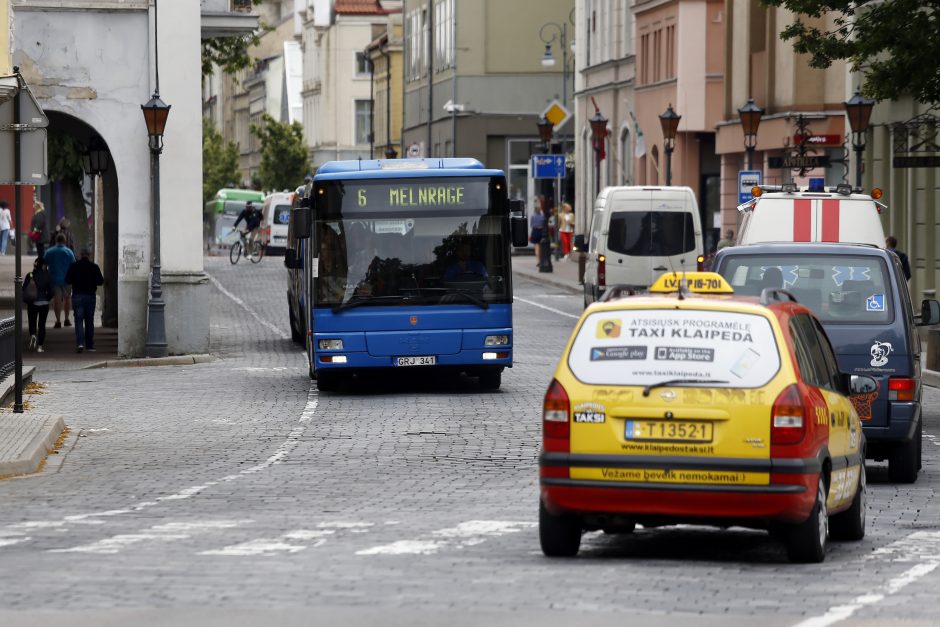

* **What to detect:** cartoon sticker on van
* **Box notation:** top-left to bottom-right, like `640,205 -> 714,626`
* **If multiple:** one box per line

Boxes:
870,341 -> 893,367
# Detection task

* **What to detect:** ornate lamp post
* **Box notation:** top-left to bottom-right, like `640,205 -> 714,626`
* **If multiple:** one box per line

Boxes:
536,116 -> 554,273
738,97 -> 764,171
538,8 -> 575,109
141,92 -> 171,358
659,104 -> 681,186
844,87 -> 875,189
589,105 -> 608,200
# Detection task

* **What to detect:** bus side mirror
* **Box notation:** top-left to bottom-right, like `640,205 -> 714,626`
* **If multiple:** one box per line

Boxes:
284,249 -> 302,269
509,199 -> 525,215
291,207 -> 311,239
919,299 -> 940,326
574,234 -> 586,252
510,214 -> 528,247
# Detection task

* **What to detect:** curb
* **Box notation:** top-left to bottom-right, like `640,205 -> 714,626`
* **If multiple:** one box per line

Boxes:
0,365 -> 35,408
85,353 -> 218,369
923,369 -> 940,390
0,414 -> 66,479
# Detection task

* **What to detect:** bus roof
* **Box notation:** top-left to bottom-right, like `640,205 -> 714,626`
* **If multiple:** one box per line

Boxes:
212,188 -> 266,201
314,158 -> 503,181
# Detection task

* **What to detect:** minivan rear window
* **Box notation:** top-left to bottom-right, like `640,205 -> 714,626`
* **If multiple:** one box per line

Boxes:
720,254 -> 893,324
568,309 -> 781,388
607,211 -> 695,256
273,204 -> 292,225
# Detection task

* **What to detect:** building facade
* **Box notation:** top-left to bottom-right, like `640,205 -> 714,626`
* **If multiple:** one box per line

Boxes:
365,8 -> 404,160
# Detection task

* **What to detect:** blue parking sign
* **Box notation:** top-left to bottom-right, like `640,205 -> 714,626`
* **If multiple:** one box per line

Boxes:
738,170 -> 762,204
532,154 -> 565,179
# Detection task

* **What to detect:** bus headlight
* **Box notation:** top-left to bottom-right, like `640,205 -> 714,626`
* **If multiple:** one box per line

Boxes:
484,335 -> 509,346
318,339 -> 344,350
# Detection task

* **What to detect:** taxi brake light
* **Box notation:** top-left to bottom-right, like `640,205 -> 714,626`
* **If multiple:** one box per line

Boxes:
543,379 -> 570,453
771,384 -> 806,445
888,377 -> 915,401
597,255 -> 606,287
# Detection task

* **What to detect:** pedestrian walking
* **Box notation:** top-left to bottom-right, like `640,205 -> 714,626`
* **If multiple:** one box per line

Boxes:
51,216 -> 75,251
44,233 -> 76,328
65,247 -> 104,353
885,235 -> 912,281
30,201 -> 48,257
530,199 -> 546,265
559,202 -> 575,257
0,200 -> 12,255
23,256 -> 53,353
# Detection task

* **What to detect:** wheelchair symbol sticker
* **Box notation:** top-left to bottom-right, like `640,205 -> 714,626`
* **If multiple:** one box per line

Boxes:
865,294 -> 885,312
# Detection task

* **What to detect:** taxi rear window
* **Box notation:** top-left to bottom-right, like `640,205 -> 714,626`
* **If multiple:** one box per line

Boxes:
719,254 -> 893,325
568,309 -> 781,388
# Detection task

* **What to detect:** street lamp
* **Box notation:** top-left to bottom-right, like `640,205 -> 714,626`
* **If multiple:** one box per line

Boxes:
81,136 -> 109,176
659,104 -> 681,186
738,97 -> 764,171
538,8 -> 575,109
589,104 -> 608,200
535,117 -> 554,273
844,87 -> 875,189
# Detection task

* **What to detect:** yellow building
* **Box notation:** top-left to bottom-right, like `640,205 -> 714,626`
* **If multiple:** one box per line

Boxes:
1,0 -> 11,75
365,11 -> 404,159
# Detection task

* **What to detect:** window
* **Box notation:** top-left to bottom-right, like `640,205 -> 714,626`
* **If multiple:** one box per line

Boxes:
354,100 -> 372,145
665,25 -> 675,79
405,8 -> 427,81
619,127 -> 631,185
652,28 -> 661,82
790,314 -> 838,390
606,210 -> 696,257
639,33 -> 649,84
434,0 -> 455,71
355,52 -> 371,77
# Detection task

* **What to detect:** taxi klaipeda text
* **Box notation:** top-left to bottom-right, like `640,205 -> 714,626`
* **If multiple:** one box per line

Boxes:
539,272 -> 875,563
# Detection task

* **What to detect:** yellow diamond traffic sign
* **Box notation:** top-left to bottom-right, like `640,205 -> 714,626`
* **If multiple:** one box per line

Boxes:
541,99 -> 571,130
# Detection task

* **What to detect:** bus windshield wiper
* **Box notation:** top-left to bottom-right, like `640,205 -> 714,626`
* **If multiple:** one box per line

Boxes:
412,287 -> 489,310
642,378 -> 729,397
332,294 -> 404,313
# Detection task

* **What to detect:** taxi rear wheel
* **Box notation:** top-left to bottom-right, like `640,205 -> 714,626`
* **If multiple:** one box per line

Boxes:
539,500 -> 581,557
830,465 -> 866,542
785,477 -> 828,563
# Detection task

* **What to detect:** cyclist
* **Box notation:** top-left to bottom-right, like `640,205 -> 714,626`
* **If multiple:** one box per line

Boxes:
233,201 -> 263,248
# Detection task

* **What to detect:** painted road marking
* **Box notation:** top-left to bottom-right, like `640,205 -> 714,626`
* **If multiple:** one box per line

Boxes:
356,520 -> 535,556
201,529 -> 334,556
207,272 -> 291,340
793,530 -> 940,627
514,296 -> 580,320
49,520 -> 248,555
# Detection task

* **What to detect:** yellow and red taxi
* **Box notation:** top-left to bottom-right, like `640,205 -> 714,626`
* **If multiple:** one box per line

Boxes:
539,272 -> 872,563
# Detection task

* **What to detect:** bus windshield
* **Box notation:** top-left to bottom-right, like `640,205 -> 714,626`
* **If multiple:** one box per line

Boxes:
314,177 -> 511,310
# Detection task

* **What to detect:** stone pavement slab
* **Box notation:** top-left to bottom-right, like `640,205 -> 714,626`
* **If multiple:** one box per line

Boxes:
0,412 -> 65,479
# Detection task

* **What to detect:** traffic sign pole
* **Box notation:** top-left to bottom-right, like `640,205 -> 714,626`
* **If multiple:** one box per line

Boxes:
12,70 -> 22,413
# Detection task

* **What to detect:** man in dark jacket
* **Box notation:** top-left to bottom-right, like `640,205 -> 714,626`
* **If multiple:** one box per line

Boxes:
886,235 -> 912,281
64,248 -> 104,353
233,201 -> 263,247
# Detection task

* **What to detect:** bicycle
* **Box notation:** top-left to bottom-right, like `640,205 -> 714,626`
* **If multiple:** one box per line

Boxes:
229,228 -> 265,265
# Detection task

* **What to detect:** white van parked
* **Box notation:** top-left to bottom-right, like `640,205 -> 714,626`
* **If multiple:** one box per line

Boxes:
261,191 -> 296,254
582,186 -> 703,306
737,184 -> 886,247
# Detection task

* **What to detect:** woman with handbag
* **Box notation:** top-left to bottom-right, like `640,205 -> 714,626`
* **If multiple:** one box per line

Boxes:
29,201 -> 48,257
23,256 -> 53,352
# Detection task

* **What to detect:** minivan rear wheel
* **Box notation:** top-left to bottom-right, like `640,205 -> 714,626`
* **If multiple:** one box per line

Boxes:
888,420 -> 920,483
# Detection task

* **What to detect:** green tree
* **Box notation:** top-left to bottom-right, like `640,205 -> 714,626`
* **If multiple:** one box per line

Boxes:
250,113 -> 309,192
762,0 -> 940,105
201,0 -> 268,77
202,118 -> 241,203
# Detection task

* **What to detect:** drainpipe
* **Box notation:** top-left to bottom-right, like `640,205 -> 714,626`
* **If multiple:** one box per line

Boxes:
382,45 -> 392,152
426,0 -> 433,154
368,53 -> 374,159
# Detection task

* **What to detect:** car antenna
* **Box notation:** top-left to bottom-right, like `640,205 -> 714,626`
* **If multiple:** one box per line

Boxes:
665,253 -> 685,301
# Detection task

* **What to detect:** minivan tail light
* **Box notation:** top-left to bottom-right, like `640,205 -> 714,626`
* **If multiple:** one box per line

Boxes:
771,384 -> 806,445
888,377 -> 916,401
543,379 -> 570,452
597,254 -> 606,287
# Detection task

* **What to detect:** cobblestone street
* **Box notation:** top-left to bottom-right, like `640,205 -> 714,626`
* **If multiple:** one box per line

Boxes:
0,256 -> 939,626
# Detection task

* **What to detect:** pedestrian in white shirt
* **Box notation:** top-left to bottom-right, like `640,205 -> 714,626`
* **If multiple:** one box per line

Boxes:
0,200 -> 11,255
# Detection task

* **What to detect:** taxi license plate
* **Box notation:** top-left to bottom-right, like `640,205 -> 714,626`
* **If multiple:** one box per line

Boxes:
395,355 -> 436,367
625,420 -> 713,443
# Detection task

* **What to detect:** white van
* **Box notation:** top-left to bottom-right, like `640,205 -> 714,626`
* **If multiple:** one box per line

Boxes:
737,185 -> 886,246
261,191 -> 296,254
583,186 -> 703,306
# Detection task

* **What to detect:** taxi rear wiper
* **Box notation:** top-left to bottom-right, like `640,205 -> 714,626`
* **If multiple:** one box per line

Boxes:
642,378 -> 729,397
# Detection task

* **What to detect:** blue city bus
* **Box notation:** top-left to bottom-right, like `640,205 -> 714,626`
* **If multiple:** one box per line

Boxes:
287,158 -> 528,391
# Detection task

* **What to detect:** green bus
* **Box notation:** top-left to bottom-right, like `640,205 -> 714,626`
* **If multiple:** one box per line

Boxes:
204,188 -> 266,248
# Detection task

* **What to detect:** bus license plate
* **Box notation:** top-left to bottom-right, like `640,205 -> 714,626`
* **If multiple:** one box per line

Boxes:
624,420 -> 713,443
395,355 -> 436,367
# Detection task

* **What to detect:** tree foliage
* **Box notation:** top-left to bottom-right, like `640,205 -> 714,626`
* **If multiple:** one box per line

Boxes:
201,0 -> 273,77
202,118 -> 242,203
47,128 -> 84,183
761,1 -> 940,105
250,113 -> 309,192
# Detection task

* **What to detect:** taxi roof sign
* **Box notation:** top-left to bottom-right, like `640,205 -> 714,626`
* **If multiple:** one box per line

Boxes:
649,272 -> 734,294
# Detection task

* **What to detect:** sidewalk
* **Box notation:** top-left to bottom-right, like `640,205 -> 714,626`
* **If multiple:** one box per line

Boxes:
512,250 -> 583,295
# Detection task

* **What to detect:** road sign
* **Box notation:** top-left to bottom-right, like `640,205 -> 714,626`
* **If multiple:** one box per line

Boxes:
0,83 -> 49,129
768,155 -> 831,169
0,128 -> 48,184
738,170 -> 762,204
541,99 -> 571,130
532,154 -> 565,179
793,134 -> 842,146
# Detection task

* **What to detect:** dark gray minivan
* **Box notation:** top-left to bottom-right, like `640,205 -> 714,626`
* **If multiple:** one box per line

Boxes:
714,243 -> 940,483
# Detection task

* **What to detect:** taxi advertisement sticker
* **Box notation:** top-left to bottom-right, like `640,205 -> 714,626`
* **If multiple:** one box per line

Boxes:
571,467 -> 770,486
596,319 -> 621,338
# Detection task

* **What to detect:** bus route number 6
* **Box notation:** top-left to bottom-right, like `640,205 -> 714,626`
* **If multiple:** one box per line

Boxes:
358,189 -> 367,206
